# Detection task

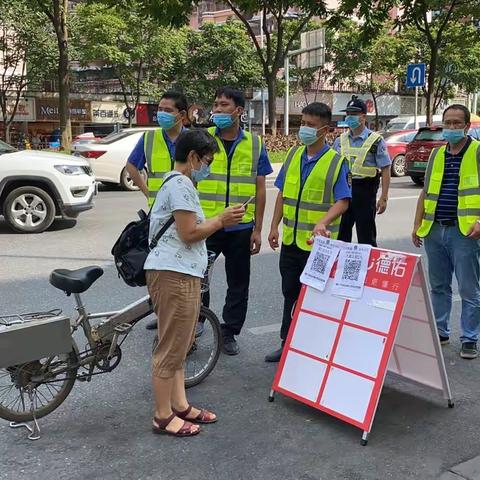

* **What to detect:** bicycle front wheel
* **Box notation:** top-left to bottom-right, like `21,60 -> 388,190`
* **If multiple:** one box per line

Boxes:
185,306 -> 222,388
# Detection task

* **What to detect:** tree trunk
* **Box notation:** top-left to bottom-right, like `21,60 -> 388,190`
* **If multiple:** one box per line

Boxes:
54,0 -> 71,151
267,75 -> 277,136
5,122 -> 11,144
425,48 -> 437,126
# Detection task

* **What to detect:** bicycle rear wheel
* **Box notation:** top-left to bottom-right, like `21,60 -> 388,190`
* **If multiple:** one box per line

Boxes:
151,305 -> 222,388
0,348 -> 78,423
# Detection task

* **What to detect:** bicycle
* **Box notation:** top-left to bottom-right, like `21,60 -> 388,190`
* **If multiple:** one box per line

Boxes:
0,252 -> 221,440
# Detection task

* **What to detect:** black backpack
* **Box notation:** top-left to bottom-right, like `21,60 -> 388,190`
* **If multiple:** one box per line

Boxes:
111,174 -> 179,287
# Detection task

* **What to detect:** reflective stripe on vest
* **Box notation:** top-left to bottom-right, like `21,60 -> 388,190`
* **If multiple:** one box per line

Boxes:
339,131 -> 380,178
198,127 -> 260,223
282,146 -> 345,251
417,140 -> 480,237
145,129 -> 174,207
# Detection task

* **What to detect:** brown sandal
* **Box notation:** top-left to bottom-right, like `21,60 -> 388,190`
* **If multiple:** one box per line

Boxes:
173,405 -> 217,424
152,413 -> 200,437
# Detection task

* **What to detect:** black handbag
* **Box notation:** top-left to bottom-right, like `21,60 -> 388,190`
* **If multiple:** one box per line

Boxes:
111,174 -> 179,287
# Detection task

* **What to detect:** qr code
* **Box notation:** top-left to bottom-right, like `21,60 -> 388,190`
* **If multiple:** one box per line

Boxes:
342,259 -> 361,281
311,251 -> 329,275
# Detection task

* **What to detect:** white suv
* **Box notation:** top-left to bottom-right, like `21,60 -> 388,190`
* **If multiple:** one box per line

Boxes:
0,140 -> 96,233
73,127 -> 156,190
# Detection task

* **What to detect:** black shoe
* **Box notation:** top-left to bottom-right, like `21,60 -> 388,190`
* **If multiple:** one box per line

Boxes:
222,336 -> 239,356
145,319 -> 158,330
195,321 -> 205,338
460,342 -> 478,359
439,335 -> 450,345
265,347 -> 283,363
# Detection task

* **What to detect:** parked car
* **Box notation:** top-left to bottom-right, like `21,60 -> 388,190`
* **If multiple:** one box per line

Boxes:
72,132 -> 101,148
405,126 -> 480,186
0,140 -> 96,233
384,130 -> 416,177
385,115 -> 443,133
73,127 -> 155,190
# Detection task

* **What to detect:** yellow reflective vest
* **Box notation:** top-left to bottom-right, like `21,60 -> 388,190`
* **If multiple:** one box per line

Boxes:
283,146 -> 346,251
417,139 -> 480,237
198,127 -> 261,223
145,129 -> 175,207
339,131 -> 381,178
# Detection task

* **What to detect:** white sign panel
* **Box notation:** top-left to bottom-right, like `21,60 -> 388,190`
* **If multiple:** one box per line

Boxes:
6,98 -> 35,122
91,101 -> 129,124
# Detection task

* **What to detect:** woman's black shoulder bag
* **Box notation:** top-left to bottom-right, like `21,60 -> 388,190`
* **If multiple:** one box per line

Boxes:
111,174 -> 179,287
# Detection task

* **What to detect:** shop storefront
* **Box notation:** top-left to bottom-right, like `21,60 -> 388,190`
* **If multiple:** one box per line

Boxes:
0,98 -> 36,147
86,101 -> 131,136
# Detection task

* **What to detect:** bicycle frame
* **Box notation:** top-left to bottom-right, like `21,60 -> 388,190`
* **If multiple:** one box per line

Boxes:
64,293 -> 153,380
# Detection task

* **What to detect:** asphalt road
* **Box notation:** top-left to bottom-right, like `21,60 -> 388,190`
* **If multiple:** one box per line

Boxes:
1,177 -> 479,480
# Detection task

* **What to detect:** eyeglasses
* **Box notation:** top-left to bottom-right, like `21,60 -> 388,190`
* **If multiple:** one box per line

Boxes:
443,121 -> 466,128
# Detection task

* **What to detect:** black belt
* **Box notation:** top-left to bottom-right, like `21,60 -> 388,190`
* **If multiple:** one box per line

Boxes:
435,219 -> 457,226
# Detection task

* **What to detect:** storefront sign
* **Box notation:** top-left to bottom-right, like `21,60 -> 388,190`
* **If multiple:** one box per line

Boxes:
6,98 -> 36,122
91,101 -> 130,124
135,103 -> 159,126
277,92 -> 333,115
36,98 -> 92,122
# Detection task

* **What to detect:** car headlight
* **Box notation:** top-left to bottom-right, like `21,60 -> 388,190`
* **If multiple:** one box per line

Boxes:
54,165 -> 85,175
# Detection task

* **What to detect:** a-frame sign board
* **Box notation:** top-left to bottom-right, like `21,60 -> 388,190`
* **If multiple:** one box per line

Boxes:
270,248 -> 454,445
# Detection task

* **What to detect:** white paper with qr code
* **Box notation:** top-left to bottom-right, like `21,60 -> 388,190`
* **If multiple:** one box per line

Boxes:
300,236 -> 341,292
332,243 -> 372,299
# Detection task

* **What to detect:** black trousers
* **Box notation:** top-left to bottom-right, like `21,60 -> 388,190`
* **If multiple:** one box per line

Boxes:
203,227 -> 252,336
338,176 -> 380,247
279,243 -> 310,342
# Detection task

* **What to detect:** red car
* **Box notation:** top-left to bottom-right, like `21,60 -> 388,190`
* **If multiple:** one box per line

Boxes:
405,126 -> 480,185
384,130 -> 416,177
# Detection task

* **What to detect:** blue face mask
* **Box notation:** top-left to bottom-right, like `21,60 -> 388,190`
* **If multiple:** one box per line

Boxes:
192,162 -> 210,182
442,128 -> 466,145
298,126 -> 321,146
157,111 -> 178,129
212,113 -> 234,129
345,115 -> 361,129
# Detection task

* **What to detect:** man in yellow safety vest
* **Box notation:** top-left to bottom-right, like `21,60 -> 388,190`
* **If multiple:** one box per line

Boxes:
413,104 -> 480,360
265,102 -> 351,362
125,91 -> 188,330
198,86 -> 272,356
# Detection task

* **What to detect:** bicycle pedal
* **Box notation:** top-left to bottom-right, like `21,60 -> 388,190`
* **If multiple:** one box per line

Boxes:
114,323 -> 132,334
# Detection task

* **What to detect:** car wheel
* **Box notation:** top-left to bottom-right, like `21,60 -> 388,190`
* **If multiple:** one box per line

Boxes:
4,186 -> 56,233
411,176 -> 424,186
391,155 -> 406,177
120,167 -> 147,191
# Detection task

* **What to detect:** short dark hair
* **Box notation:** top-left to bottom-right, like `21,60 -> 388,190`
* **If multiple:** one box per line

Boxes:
161,91 -> 188,112
302,102 -> 332,123
175,129 -> 219,163
215,86 -> 245,108
443,104 -> 470,124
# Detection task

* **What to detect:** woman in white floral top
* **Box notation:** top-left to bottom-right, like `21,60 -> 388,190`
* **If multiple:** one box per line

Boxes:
145,129 -> 245,437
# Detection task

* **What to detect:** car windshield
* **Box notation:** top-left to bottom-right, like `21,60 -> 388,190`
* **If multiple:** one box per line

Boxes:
0,139 -> 17,154
97,130 -> 140,144
414,129 -> 444,141
386,121 -> 408,132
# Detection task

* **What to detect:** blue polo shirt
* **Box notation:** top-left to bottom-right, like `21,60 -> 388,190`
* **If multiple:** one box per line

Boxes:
332,127 -> 391,177
127,128 -> 188,170
214,127 -> 273,232
435,137 -> 472,221
274,145 -> 352,202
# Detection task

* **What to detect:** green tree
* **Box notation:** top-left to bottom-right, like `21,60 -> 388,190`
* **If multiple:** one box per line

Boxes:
337,0 -> 480,124
0,0 -> 56,143
74,2 -> 188,126
31,0 -> 72,149
328,21 -> 414,128
177,21 -> 264,104
223,1 -> 327,135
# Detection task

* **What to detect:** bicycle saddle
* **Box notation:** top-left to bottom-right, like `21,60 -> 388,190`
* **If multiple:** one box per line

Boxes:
49,266 -> 104,294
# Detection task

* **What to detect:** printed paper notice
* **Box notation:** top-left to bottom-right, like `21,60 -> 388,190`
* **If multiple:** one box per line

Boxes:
332,244 -> 372,299
300,236 -> 340,292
